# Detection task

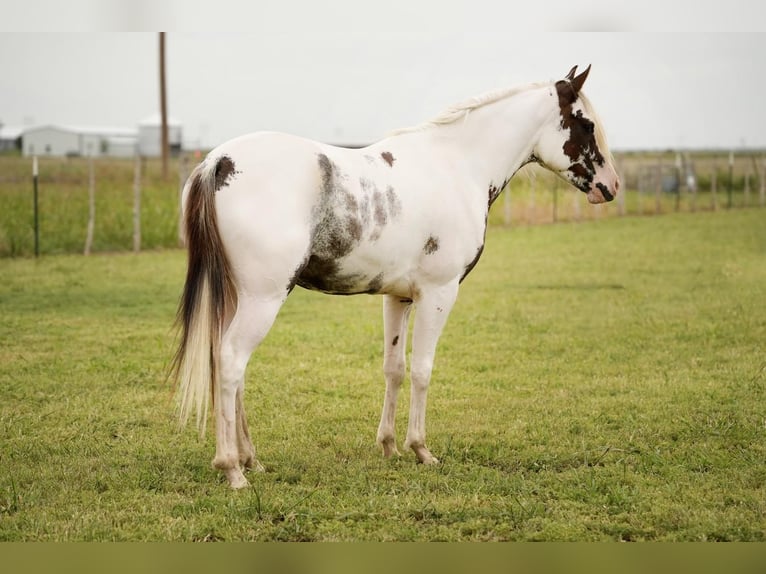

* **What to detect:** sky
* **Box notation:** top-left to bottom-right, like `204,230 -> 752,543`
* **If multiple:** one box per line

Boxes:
1,2 -> 765,151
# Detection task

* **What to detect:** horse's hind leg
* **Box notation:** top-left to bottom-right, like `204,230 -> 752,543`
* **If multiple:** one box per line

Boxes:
215,295 -> 284,488
376,295 -> 412,457
235,386 -> 264,472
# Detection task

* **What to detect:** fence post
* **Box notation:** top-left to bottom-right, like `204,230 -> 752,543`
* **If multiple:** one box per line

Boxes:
654,158 -> 662,214
616,158 -> 626,216
675,153 -> 682,212
33,156 -> 40,257
84,155 -> 96,255
528,174 -> 536,224
711,166 -> 718,211
688,154 -> 697,213
133,155 -> 141,253
727,150 -> 734,209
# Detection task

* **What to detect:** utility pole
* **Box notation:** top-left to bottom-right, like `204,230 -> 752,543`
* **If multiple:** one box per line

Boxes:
159,32 -> 169,180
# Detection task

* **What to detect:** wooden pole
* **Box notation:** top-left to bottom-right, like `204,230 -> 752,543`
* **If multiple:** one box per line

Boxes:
159,32 -> 169,180
675,153 -> 682,212
133,155 -> 141,253
573,185 -> 582,221
727,150 -> 734,209
688,154 -> 697,213
655,158 -> 662,214
616,159 -> 625,216
33,156 -> 39,257
84,155 -> 95,255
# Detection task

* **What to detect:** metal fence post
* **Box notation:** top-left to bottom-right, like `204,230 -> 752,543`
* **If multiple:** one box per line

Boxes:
133,154 -> 141,253
33,156 -> 39,257
84,155 -> 96,255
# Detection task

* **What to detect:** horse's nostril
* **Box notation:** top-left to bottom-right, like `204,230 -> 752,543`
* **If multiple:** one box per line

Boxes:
615,179 -> 621,192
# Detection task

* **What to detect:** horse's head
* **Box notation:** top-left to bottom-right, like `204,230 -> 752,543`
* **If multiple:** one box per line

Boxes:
533,65 -> 620,204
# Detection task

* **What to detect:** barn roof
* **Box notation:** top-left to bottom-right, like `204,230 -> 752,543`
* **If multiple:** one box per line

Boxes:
23,125 -> 138,137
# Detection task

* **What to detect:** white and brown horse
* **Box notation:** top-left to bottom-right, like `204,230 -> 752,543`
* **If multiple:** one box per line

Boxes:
172,65 -> 619,488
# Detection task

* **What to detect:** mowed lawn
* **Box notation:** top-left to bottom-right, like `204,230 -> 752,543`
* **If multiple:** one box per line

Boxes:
0,209 -> 764,541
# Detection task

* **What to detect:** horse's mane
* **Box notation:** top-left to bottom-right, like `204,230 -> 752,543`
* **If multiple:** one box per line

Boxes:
577,91 -> 613,163
390,80 -> 613,160
389,82 -> 549,136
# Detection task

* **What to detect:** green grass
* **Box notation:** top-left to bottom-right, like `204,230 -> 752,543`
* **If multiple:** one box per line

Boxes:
0,156 -> 185,256
0,209 -> 765,541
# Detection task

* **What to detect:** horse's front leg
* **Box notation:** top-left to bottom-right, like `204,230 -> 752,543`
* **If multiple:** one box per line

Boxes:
376,295 -> 413,457
405,280 -> 459,464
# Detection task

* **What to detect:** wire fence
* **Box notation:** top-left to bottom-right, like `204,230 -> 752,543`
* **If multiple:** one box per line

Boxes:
0,151 -> 763,257
489,151 -> 765,227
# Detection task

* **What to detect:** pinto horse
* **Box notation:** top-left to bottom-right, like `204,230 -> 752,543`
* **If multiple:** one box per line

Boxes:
172,65 -> 620,488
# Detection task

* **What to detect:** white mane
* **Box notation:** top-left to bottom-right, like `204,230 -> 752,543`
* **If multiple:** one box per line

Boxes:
390,82 -> 550,136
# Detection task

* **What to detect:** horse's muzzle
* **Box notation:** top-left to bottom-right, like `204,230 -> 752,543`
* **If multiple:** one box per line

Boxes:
587,170 -> 620,204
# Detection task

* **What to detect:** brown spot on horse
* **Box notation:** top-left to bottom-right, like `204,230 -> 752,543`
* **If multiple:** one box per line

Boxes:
214,156 -> 239,191
423,235 -> 440,254
381,151 -> 396,167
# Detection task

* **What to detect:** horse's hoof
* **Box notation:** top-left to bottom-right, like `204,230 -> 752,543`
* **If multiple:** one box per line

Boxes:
412,445 -> 439,465
225,468 -> 250,489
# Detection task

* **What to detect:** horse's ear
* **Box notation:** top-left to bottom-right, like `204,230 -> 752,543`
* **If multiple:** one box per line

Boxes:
570,64 -> 591,95
565,66 -> 578,81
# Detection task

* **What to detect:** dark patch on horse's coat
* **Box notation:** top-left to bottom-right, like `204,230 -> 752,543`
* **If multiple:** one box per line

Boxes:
554,80 -> 605,194
214,156 -> 239,191
296,153 -> 402,295
367,273 -> 385,293
346,215 -> 363,241
392,335 -> 399,347
386,186 -> 401,218
423,235 -> 440,255
596,182 -> 614,201
487,178 -> 509,207
381,151 -> 396,167
372,190 -> 387,227
461,243 -> 485,282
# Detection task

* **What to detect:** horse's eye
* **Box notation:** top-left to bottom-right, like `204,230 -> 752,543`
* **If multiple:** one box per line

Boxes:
584,122 -> 595,135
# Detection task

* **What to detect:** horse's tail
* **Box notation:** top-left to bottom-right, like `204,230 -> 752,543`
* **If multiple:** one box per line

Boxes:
171,157 -> 237,436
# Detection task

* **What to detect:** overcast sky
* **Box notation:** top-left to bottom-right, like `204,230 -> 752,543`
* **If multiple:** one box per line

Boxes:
1,2 -> 765,151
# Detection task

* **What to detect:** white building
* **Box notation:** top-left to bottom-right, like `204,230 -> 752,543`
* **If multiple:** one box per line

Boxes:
22,125 -> 138,158
137,114 -> 182,157
20,115 -> 184,158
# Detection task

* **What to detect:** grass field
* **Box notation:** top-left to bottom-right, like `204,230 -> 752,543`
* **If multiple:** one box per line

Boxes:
0,209 -> 764,541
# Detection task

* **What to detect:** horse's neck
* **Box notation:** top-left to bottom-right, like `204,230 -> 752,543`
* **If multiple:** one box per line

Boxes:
437,85 -> 555,190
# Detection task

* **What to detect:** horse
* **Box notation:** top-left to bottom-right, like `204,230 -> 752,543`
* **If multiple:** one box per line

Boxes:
172,65 -> 620,488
